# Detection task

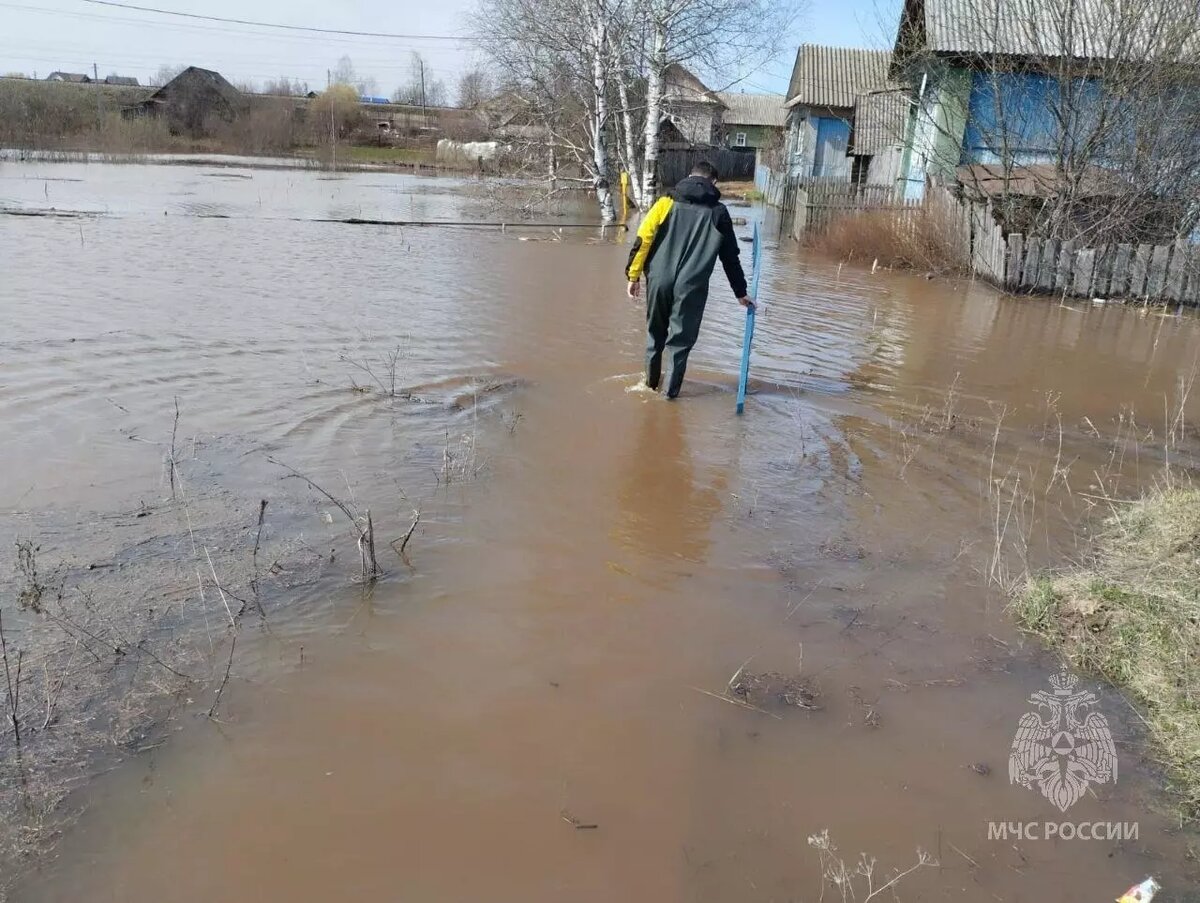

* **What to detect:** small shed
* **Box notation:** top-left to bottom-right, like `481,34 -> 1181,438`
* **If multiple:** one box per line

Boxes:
125,66 -> 244,136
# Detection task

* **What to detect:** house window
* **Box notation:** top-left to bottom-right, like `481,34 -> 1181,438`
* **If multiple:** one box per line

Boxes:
734,132 -> 747,147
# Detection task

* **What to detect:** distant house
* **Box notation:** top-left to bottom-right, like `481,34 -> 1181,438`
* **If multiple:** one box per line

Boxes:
715,92 -> 787,150
479,91 -> 547,141
46,72 -> 91,83
661,64 -> 725,147
104,75 -> 139,87
126,66 -> 244,136
783,45 -> 896,182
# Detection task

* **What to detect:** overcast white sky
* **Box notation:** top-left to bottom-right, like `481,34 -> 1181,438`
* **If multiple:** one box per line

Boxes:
1,0 -> 902,99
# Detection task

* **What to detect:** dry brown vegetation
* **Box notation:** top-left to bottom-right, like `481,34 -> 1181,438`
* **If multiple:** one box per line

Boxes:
1013,485 -> 1200,824
811,206 -> 968,275
0,77 -> 436,164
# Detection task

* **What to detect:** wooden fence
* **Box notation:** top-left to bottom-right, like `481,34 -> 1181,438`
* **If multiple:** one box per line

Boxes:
754,164 -> 787,206
658,146 -> 754,189
758,168 -> 1200,304
799,181 -> 920,235
1004,235 -> 1200,302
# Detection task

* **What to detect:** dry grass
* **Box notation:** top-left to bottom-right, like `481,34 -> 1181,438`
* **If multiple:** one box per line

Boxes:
1011,484 -> 1200,823
812,206 -> 968,276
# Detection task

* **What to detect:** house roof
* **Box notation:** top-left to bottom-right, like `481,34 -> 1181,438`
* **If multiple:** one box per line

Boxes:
785,45 -> 892,109
663,63 -> 724,106
851,89 -> 909,154
896,0 -> 1200,59
104,75 -> 139,86
47,72 -> 90,83
715,92 -> 787,127
152,67 -> 241,106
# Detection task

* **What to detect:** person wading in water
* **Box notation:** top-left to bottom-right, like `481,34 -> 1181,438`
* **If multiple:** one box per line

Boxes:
625,161 -> 753,399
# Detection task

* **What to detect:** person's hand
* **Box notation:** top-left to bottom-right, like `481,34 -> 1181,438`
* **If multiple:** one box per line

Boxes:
627,280 -> 642,299
738,296 -> 755,309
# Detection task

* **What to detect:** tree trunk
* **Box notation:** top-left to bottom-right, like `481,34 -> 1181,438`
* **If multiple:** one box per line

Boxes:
614,70 -> 643,210
591,14 -> 617,224
641,24 -> 666,206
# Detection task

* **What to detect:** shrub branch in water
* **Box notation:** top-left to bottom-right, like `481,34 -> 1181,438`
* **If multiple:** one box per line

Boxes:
1012,485 -> 1200,822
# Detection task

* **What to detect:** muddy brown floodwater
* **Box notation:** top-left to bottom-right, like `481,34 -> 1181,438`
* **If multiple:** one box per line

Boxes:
3,160 -> 1200,902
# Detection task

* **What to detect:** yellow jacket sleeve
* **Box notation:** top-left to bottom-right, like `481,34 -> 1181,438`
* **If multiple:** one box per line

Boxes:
625,197 -> 674,281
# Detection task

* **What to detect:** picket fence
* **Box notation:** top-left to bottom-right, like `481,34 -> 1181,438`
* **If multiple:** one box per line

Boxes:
756,164 -> 1199,304
1004,235 -> 1200,303
798,181 -> 921,235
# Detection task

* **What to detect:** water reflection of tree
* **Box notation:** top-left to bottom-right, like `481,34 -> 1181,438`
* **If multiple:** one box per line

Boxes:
611,403 -> 727,569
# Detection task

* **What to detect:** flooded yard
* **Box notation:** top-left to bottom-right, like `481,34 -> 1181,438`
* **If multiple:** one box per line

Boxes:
2,159 -> 1199,902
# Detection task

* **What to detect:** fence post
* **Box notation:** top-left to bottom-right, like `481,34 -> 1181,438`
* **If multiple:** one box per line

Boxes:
1165,240 -> 1188,302
1130,244 -> 1152,298
1111,243 -> 1133,298
1054,240 -> 1076,293
1007,233 -> 1024,289
1021,239 -> 1041,291
1037,240 -> 1059,293
1147,244 -> 1171,300
1073,248 -> 1096,297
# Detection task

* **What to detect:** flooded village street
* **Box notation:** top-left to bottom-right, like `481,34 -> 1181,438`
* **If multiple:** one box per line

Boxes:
3,160 -> 1199,901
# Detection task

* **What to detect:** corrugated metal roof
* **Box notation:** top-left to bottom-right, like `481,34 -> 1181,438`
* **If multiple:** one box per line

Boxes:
785,45 -> 893,109
910,0 -> 1199,58
716,92 -> 788,126
851,89 -> 910,154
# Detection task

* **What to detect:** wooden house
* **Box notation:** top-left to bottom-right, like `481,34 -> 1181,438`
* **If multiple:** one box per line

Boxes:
715,92 -> 787,150
125,66 -> 244,136
661,64 -> 725,147
888,0 -> 1197,202
783,45 -> 895,181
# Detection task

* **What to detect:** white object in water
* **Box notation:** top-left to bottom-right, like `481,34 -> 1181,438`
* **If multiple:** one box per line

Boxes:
1117,877 -> 1161,903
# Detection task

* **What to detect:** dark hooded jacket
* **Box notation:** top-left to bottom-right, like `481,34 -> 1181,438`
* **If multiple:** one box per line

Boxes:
625,176 -> 748,299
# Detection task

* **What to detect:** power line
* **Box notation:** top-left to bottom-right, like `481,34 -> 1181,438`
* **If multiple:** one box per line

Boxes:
78,0 -> 475,42
0,2 -> 472,52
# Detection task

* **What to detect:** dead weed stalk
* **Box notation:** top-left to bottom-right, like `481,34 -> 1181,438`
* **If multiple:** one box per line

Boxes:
807,829 -> 935,902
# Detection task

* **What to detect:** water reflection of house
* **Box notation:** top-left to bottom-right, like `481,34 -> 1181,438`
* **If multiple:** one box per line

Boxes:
124,67 -> 244,136
783,45 -> 896,181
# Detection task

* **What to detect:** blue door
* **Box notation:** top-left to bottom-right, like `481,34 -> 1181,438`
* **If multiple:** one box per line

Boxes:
812,117 -> 851,178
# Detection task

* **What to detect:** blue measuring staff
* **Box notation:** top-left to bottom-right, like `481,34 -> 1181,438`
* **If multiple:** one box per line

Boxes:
735,221 -> 762,415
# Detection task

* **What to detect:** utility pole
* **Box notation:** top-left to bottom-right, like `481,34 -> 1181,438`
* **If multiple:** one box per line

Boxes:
418,56 -> 426,128
94,62 -> 101,126
327,69 -> 336,172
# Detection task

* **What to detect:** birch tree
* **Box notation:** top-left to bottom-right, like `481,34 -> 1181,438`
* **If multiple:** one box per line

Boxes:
478,0 -> 801,217
632,0 -> 800,204
475,0 -> 623,222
